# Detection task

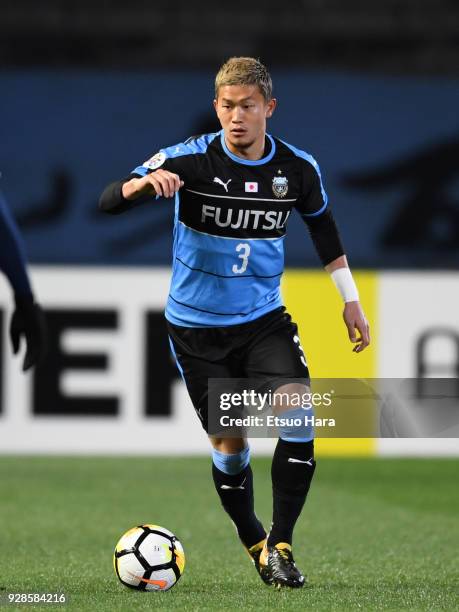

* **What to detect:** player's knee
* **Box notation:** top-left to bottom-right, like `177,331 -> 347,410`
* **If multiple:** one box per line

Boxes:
278,407 -> 314,442
210,436 -> 247,454
212,445 -> 250,475
273,383 -> 310,407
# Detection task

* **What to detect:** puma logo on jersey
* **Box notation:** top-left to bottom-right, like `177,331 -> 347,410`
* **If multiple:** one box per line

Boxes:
202,204 -> 291,230
213,177 -> 232,192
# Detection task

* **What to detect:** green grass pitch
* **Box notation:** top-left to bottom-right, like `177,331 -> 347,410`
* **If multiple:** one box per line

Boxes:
1,456 -> 458,611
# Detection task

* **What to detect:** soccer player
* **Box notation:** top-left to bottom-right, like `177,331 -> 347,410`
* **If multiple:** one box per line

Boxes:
99,57 -> 370,588
0,188 -> 46,370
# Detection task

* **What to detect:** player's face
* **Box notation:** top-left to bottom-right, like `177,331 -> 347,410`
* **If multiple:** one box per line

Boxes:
214,85 -> 276,157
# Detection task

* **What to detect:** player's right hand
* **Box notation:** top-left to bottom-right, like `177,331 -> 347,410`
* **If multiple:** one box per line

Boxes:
123,170 -> 184,199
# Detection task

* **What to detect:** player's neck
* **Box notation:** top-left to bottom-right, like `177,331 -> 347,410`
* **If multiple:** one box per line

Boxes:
224,134 -> 267,161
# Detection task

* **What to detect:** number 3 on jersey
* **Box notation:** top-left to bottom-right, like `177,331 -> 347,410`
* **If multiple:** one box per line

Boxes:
232,243 -> 251,274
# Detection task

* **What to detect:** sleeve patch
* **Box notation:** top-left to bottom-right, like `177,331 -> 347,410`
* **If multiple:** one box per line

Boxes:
142,151 -> 166,170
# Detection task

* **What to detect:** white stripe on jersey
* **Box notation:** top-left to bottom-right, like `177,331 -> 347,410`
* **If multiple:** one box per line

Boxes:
186,188 -> 296,203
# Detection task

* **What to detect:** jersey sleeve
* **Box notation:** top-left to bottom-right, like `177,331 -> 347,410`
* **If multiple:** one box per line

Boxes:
130,134 -> 215,184
99,133 -> 219,214
280,143 -> 343,265
294,154 -> 328,218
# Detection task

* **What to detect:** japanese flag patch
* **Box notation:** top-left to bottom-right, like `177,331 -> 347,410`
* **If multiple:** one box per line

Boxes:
245,182 -> 258,193
142,151 -> 166,170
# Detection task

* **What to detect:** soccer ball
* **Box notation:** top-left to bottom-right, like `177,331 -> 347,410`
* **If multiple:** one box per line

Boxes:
114,524 -> 185,591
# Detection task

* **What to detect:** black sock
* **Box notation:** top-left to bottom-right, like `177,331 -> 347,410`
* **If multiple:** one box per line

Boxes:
212,462 -> 266,549
267,438 -> 316,547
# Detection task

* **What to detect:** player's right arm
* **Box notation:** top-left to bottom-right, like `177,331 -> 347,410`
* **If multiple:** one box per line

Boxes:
122,170 -> 183,200
99,137 -> 211,215
99,169 -> 183,215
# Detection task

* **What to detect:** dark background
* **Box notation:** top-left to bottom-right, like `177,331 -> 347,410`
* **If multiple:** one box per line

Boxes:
1,0 -> 458,268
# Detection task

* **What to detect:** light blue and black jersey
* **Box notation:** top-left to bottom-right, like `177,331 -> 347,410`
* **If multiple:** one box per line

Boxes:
127,131 -> 330,327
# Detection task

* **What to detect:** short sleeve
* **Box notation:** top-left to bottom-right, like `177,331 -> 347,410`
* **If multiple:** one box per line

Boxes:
130,133 -> 218,185
295,155 -> 329,218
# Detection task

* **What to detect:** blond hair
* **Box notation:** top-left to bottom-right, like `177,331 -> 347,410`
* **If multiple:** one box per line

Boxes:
215,57 -> 273,101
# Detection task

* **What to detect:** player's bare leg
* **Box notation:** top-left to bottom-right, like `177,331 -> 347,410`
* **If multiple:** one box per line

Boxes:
209,435 -> 271,584
259,383 -> 316,588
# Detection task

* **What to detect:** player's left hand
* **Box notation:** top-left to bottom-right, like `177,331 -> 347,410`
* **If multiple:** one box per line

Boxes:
10,295 -> 47,371
343,301 -> 370,353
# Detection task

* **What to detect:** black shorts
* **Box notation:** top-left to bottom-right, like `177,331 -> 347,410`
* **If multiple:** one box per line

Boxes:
167,307 -> 310,433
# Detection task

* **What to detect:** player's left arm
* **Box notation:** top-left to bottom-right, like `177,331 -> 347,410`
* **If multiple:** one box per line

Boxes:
296,157 -> 370,353
325,255 -> 370,353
